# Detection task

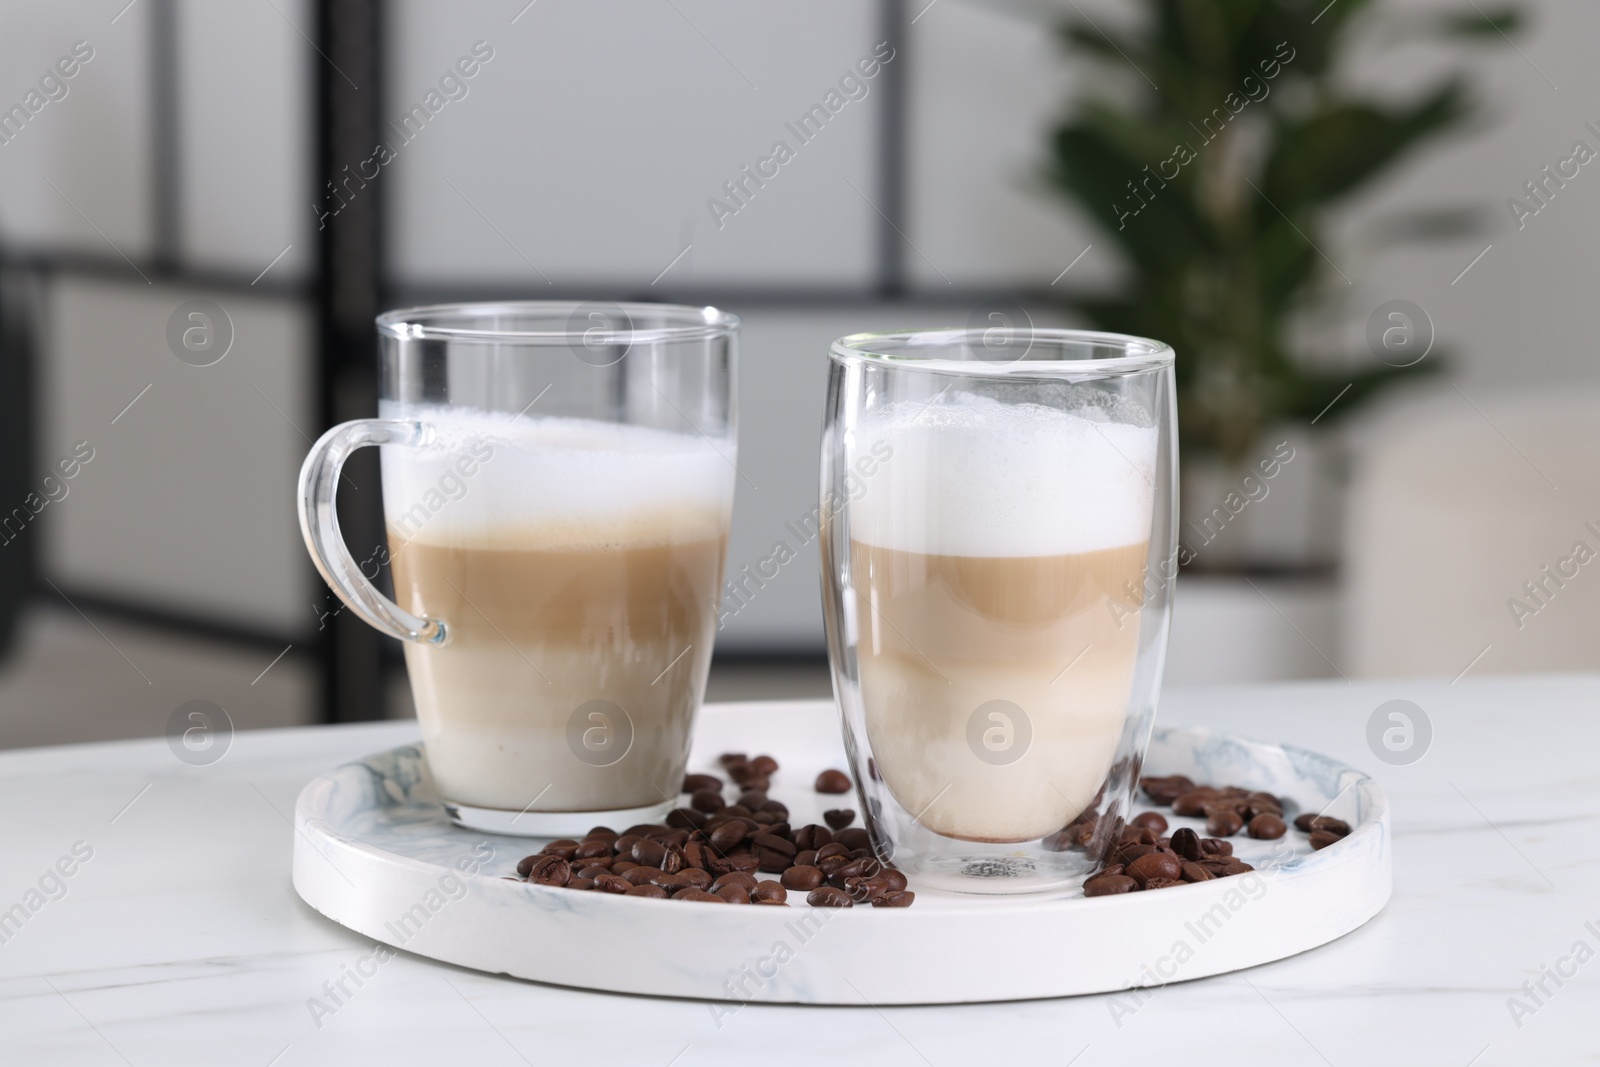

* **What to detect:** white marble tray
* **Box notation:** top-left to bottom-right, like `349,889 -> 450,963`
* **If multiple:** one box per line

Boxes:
292,700 -> 1390,1005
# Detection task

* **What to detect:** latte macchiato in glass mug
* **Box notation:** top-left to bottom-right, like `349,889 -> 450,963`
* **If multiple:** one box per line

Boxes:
821,327 -> 1176,893
298,303 -> 737,835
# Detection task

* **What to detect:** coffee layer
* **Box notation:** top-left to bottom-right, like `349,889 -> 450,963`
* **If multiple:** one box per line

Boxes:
848,539 -> 1150,842
391,532 -> 727,812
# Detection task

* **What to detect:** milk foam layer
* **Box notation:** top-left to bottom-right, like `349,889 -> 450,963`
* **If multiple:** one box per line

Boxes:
850,395 -> 1158,557
379,405 -> 734,550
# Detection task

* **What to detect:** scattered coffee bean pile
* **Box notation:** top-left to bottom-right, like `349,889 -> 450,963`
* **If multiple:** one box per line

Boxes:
1138,776 -> 1290,841
514,754 -> 913,908
1084,774 -> 1356,897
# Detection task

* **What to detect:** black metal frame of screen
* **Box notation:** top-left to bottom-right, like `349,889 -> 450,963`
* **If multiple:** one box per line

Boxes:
0,0 -> 1058,723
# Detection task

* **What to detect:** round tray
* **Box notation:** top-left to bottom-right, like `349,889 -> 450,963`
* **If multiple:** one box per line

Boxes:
292,699 -> 1390,1005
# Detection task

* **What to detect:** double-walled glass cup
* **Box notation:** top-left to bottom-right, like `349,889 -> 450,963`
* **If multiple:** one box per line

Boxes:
298,302 -> 738,836
821,327 -> 1175,894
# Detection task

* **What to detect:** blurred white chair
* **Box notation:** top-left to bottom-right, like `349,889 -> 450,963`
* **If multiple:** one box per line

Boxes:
1343,386 -> 1600,677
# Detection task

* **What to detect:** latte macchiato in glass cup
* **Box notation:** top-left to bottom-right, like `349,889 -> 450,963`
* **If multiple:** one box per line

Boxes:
298,302 -> 737,836
820,327 -> 1176,893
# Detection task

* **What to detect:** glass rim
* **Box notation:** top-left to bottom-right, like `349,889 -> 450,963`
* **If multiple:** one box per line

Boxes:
375,301 -> 740,345
830,326 -> 1174,377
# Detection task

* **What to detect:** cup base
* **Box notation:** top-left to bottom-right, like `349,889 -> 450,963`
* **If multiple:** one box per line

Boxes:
443,798 -> 676,838
909,852 -> 1094,895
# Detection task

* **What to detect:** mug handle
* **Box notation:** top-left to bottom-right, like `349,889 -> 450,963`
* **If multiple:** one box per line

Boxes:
297,419 -> 447,645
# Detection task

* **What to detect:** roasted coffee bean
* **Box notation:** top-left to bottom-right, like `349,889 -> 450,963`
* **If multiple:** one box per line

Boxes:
737,790 -> 768,809
1084,874 -> 1139,896
682,840 -> 708,870
751,755 -> 780,776
874,890 -> 915,907
587,826 -> 618,838
759,801 -> 789,821
755,849 -> 789,874
690,789 -> 726,814
717,885 -> 752,904
723,804 -> 753,818
880,868 -> 909,893
612,834 -> 643,855
807,886 -> 854,907
1206,809 -> 1244,837
727,851 -> 761,873
683,773 -> 722,794
794,849 -> 818,868
678,868 -> 713,890
571,839 -> 611,861
1309,816 -> 1351,838
1143,877 -> 1182,890
835,828 -> 870,851
576,865 -> 612,881
1115,842 -> 1157,866
594,874 -> 631,894
611,860 -> 639,874
781,865 -> 825,891
815,769 -> 852,794
1139,775 -> 1195,805
752,834 -> 796,858
726,763 -> 759,784
631,839 -> 667,868
823,808 -> 856,830
660,847 -> 687,874
655,872 -> 692,889
1248,813 -> 1287,840
568,877 -> 596,891
623,866 -> 664,886
659,828 -> 691,848
1171,789 -> 1217,817
753,880 -> 787,904
1169,827 -> 1202,861
793,825 -> 831,851
1198,838 -> 1232,857
626,884 -> 668,898
1246,793 -> 1283,819
1131,812 -> 1169,834
814,842 -> 850,863
708,822 -> 748,854
835,857 -> 881,880
541,840 -> 580,860
719,752 -> 747,766
1041,831 -> 1075,852
1120,825 -> 1158,846
666,807 -> 707,830
622,824 -> 660,837
1126,852 -> 1181,887
516,855 -> 540,877
1293,812 -> 1317,832
1309,830 -> 1341,851
524,855 -> 571,886
750,811 -> 776,826
847,875 -> 890,902
674,888 -> 726,903
707,872 -> 752,894
1179,861 -> 1212,883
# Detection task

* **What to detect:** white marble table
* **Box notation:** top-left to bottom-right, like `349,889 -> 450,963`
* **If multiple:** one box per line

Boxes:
2,676 -> 1595,1065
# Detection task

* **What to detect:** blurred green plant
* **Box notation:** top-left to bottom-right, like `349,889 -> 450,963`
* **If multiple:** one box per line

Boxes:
1048,0 -> 1518,462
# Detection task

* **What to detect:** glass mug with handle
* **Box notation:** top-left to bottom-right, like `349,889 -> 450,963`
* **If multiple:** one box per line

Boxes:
820,326 -> 1176,893
298,302 -> 738,836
